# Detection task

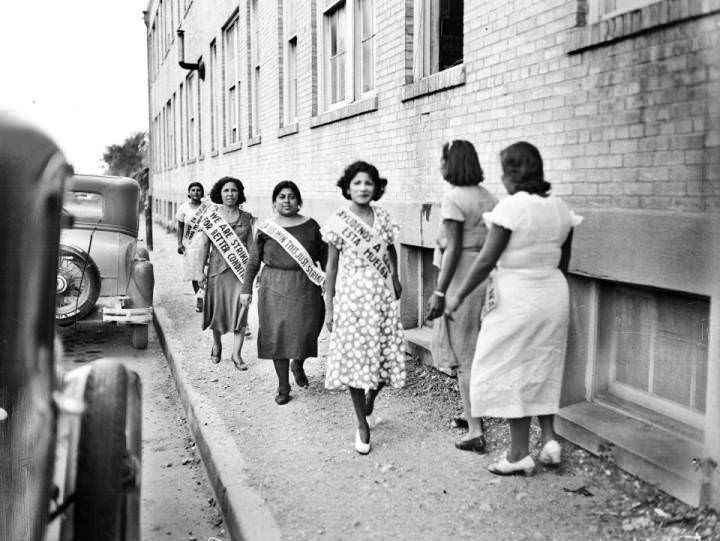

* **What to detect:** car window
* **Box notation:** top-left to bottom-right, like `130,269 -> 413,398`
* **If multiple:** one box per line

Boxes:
63,191 -> 104,222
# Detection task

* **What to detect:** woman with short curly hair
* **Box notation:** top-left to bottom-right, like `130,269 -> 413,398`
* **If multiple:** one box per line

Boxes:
321,160 -> 406,455
195,176 -> 254,369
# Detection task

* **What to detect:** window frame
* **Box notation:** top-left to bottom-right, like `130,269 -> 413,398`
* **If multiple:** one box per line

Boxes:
209,39 -> 219,153
222,13 -> 242,149
318,0 -> 376,113
185,72 -> 196,160
283,0 -> 299,125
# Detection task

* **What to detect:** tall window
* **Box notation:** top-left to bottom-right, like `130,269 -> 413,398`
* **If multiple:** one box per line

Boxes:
324,3 -> 346,107
413,0 -> 463,79
178,82 -> 185,162
355,0 -> 375,95
170,94 -> 177,166
197,58 -> 203,156
320,0 -> 375,111
249,0 -> 261,137
186,73 -> 195,159
209,40 -> 218,152
223,15 -> 241,146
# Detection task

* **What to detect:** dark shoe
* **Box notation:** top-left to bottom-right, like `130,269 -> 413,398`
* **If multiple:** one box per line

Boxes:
231,354 -> 248,371
275,387 -> 291,405
196,296 -> 204,313
290,360 -> 309,388
454,434 -> 487,453
211,345 -> 221,364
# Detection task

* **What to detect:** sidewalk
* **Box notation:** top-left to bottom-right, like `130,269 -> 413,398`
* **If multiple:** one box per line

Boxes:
149,225 -> 708,541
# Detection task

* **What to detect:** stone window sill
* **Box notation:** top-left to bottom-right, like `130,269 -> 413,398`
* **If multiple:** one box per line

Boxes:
401,64 -> 465,102
567,0 -> 720,53
247,135 -> 262,147
278,122 -> 299,138
310,95 -> 378,129
222,141 -> 243,155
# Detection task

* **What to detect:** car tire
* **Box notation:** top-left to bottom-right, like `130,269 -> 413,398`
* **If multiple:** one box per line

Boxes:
73,360 -> 140,541
130,324 -> 149,350
56,244 -> 101,326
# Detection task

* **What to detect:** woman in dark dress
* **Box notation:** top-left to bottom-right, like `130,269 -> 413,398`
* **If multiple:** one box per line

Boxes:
240,181 -> 326,405
195,177 -> 254,369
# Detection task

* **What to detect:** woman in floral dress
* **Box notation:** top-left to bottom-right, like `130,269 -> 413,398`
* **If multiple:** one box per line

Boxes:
322,160 -> 406,455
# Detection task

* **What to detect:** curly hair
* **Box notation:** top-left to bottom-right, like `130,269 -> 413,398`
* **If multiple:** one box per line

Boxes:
441,140 -> 484,186
272,180 -> 303,206
500,141 -> 551,196
209,176 -> 246,204
187,181 -> 205,197
336,160 -> 387,201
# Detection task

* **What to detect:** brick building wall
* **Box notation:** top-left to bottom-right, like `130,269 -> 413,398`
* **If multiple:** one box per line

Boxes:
146,0 -> 720,506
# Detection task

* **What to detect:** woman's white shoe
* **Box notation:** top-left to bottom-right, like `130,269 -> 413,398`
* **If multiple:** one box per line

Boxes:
487,455 -> 535,476
538,439 -> 562,465
355,430 -> 371,455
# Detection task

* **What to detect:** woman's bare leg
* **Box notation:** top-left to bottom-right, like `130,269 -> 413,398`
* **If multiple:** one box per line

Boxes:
538,414 -> 556,444
350,387 -> 370,444
457,365 -> 484,439
508,417 -> 532,462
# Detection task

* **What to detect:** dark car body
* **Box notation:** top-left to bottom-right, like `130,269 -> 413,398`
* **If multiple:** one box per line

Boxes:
0,113 -> 141,541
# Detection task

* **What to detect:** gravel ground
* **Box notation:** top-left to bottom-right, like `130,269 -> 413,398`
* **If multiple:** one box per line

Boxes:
152,226 -> 719,541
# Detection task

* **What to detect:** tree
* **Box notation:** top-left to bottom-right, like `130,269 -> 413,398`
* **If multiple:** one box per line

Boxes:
102,132 -> 147,177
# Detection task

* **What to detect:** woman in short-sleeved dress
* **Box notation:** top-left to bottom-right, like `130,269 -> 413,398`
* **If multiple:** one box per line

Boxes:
194,177 -> 254,368
426,140 -> 497,453
445,142 -> 582,476
322,160 -> 406,455
176,181 -> 206,310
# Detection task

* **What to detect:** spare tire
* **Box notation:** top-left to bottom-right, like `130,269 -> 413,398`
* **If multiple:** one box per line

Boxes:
56,244 -> 100,326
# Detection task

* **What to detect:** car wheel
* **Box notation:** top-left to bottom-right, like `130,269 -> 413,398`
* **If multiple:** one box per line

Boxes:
73,360 -> 141,541
56,244 -> 100,326
130,324 -> 148,350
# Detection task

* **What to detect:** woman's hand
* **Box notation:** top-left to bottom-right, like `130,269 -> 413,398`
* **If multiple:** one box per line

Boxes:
239,294 -> 252,307
444,293 -> 463,318
425,292 -> 445,321
392,275 -> 402,300
177,244 -> 185,255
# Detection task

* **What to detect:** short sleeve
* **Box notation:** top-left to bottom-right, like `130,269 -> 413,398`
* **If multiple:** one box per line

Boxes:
175,202 -> 187,222
440,189 -> 465,222
570,210 -> 584,227
381,207 -> 400,244
483,195 -> 523,230
320,213 -> 344,250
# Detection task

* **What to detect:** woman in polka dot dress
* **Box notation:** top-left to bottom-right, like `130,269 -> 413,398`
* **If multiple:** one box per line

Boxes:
322,161 -> 406,455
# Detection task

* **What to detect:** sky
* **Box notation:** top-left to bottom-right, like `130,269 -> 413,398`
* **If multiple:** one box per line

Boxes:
1,1 -> 150,174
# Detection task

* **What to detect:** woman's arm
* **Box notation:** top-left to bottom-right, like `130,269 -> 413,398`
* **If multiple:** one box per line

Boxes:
445,224 -> 511,315
240,234 -> 264,304
426,219 -> 462,320
177,221 -> 185,254
324,244 -> 339,331
559,228 -> 574,274
387,244 -> 402,300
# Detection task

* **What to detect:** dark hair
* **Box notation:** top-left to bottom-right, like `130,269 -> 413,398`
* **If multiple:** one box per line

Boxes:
500,141 -> 551,196
209,176 -> 246,204
187,181 -> 204,197
441,140 -> 484,186
336,160 -> 387,201
272,180 -> 302,206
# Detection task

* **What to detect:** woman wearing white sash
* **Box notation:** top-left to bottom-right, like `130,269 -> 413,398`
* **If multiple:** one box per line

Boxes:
176,181 -> 206,312
195,177 -> 254,369
322,161 -> 406,455
240,181 -> 326,405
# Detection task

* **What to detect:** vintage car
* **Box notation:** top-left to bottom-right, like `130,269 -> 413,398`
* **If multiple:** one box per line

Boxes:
0,113 -> 142,541
57,174 -> 154,349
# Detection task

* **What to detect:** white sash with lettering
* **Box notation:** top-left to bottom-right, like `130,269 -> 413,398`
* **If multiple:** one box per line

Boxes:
184,201 -> 210,243
256,220 -> 326,287
200,206 -> 249,283
335,208 -> 393,290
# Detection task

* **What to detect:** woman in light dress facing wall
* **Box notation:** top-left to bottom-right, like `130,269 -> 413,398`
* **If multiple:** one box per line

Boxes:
446,142 -> 582,475
426,140 -> 497,453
